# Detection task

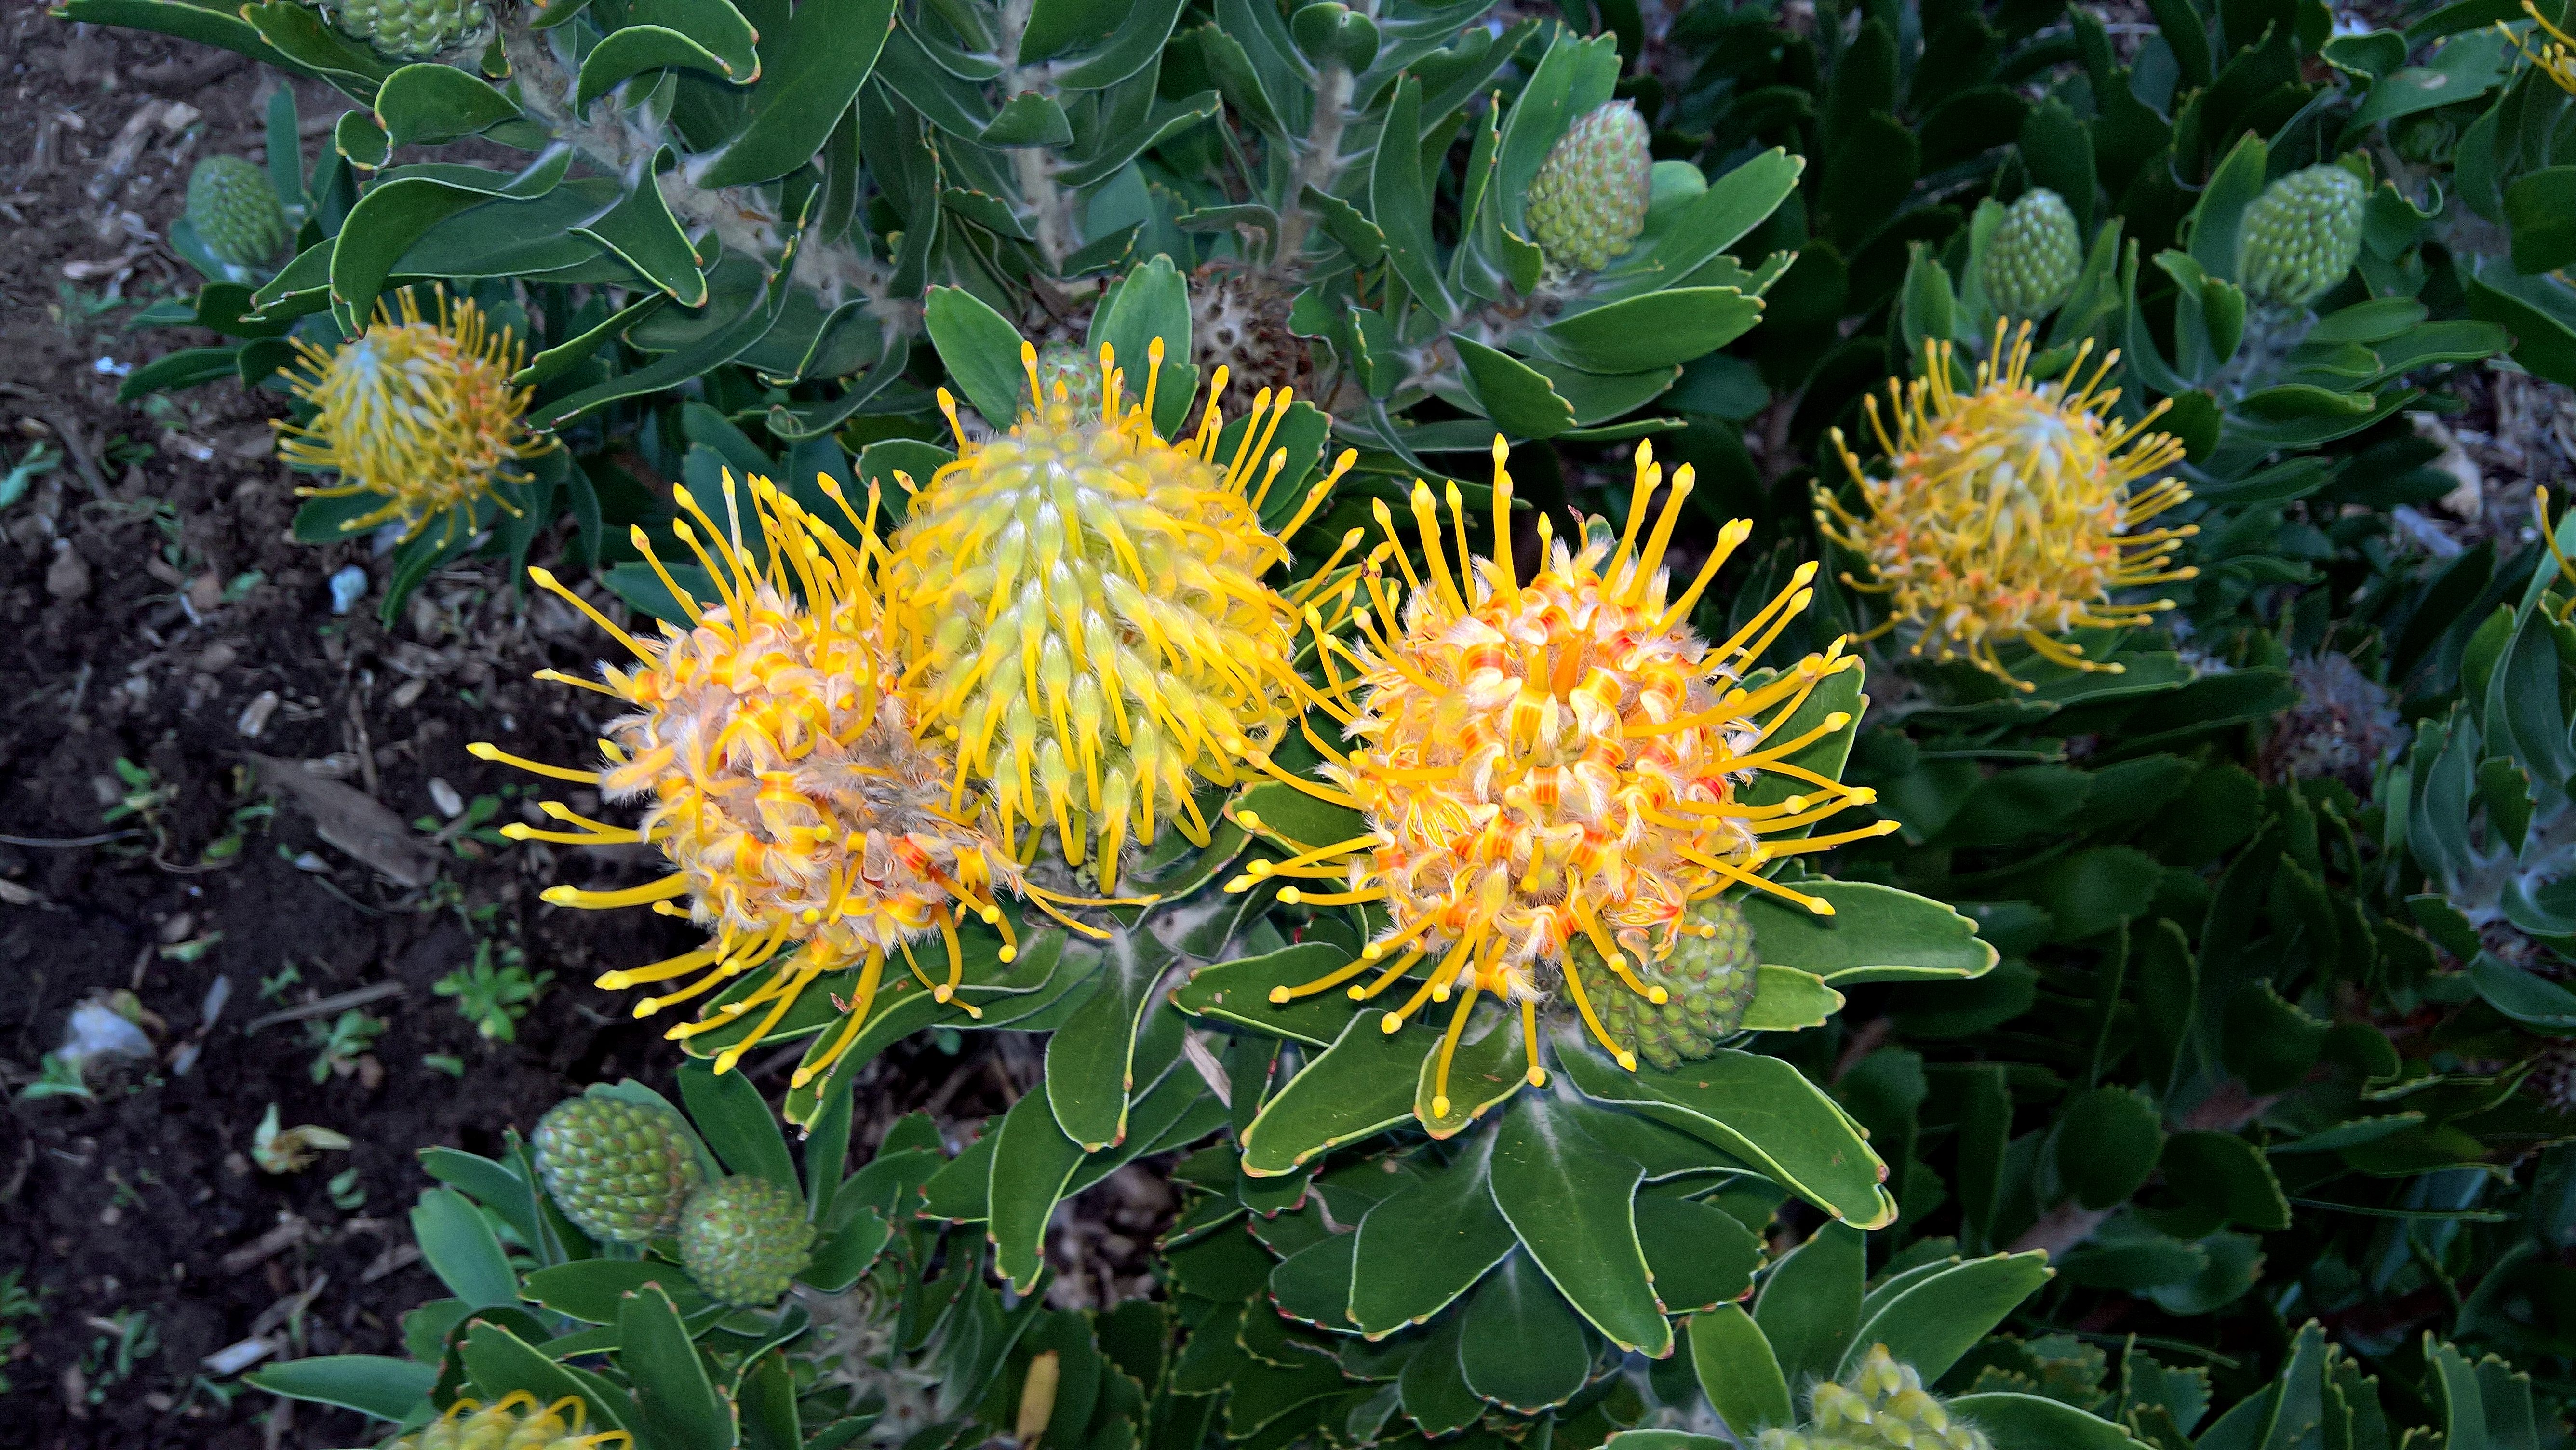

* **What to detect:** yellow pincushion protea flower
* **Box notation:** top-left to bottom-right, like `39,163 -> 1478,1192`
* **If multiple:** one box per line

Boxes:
472,477 -> 1111,1084
884,339 -> 1350,892
1233,439 -> 1892,1114
275,288 -> 550,545
1815,323 -> 2197,690
2509,0 -> 2576,93
392,1392 -> 630,1450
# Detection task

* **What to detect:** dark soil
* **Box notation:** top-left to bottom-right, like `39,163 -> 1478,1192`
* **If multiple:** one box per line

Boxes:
0,20 -> 1076,1450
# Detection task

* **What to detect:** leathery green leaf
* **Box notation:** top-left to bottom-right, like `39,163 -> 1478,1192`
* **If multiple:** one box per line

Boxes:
1754,1220 -> 1863,1390
1458,1251 -> 1592,1412
1242,1009 -> 1424,1176
1689,1305 -> 1794,1434
1558,1039 -> 1894,1227
1349,1133 -> 1517,1335
1488,1093 -> 1669,1356
1740,881 -> 1998,985
1838,1251 -> 2052,1382
987,1089 -> 1086,1292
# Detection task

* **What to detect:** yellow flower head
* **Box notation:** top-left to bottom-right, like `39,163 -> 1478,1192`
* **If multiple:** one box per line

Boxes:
1234,440 -> 1891,1116
1817,323 -> 2197,690
885,339 -> 1349,892
275,288 -> 550,545
473,478 -> 1106,1084
392,1392 -> 630,1450
2509,0 -> 2576,93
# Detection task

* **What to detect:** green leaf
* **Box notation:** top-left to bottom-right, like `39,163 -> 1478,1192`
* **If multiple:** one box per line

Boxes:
622,1284 -> 737,1450
245,1356 -> 435,1422
1489,1094 -> 1668,1357
1640,148 -> 1804,289
412,1187 -> 518,1310
1688,1305 -> 1793,1435
575,26 -> 740,110
460,1321 -> 639,1440
984,91 -> 1075,146
523,1261 -> 712,1322
1557,1043 -> 1893,1228
678,1059 -> 800,1193
1398,1312 -> 1484,1435
925,284 -> 1035,429
630,0 -> 760,75
988,1088 -> 1086,1292
374,63 -> 523,146
2188,134 -> 2267,284
1232,781 -> 1366,859
1452,337 -> 1576,438
694,0 -> 897,188
328,176 -> 524,328
1242,1009 -> 1424,1176
117,346 -> 244,401
1947,1393 -> 2149,1450
2469,955 -> 2576,1033
1839,1252 -> 2051,1382
2158,1132 -> 2292,1232
1270,1231 -> 1359,1329
1348,1135 -> 1517,1335
54,0 -> 305,81
1637,1195 -> 1761,1311
1418,1002 -> 1532,1137
2055,1087 -> 2165,1208
1088,253 -> 1195,433
1737,966 -> 1845,1033
1371,75 -> 1456,320
1459,1251 -> 1592,1411
1174,942 -> 1356,1047
803,1067 -> 854,1225
574,159 -> 710,305
1535,289 -> 1764,373
1754,1220 -> 1862,1389
1046,931 -> 1173,1149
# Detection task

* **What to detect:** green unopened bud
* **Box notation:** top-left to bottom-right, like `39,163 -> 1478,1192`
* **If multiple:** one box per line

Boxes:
321,0 -> 491,59
1525,102 -> 1652,275
186,156 -> 289,268
679,1175 -> 815,1306
2236,164 -> 2365,309
1982,188 -> 2083,319
1808,1347 -> 1992,1450
1581,896 -> 1758,1071
533,1096 -> 703,1244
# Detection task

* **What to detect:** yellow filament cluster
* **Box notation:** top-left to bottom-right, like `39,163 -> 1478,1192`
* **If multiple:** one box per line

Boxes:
1231,439 -> 1891,1116
475,476 -> 1112,1084
393,1392 -> 631,1450
2509,0 -> 2576,93
275,288 -> 550,546
1816,323 -> 2197,690
885,339 -> 1350,891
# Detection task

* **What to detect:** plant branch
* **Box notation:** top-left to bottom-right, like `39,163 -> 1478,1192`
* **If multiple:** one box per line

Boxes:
1270,56 -> 1354,272
998,0 -> 1076,270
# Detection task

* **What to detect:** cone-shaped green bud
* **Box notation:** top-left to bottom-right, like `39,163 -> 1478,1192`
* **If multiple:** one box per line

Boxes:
1981,188 -> 2083,319
2236,165 -> 2365,309
1580,895 -> 1758,1072
1032,342 -> 1105,416
533,1096 -> 704,1243
1524,102 -> 1652,274
186,156 -> 289,268
679,1176 -> 815,1306
322,0 -> 491,59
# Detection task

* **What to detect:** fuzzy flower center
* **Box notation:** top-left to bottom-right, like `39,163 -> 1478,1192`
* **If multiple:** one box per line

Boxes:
475,477 -> 1117,1085
1235,440 -> 1891,1116
275,289 -> 548,544
1818,323 -> 2196,689
886,339 -> 1347,890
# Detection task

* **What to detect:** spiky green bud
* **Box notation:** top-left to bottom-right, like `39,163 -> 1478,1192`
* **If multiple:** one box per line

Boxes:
2236,165 -> 2365,309
680,1176 -> 815,1306
320,0 -> 491,59
1525,102 -> 1652,274
186,156 -> 289,268
1982,189 -> 2083,320
1581,896 -> 1758,1072
533,1096 -> 702,1244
